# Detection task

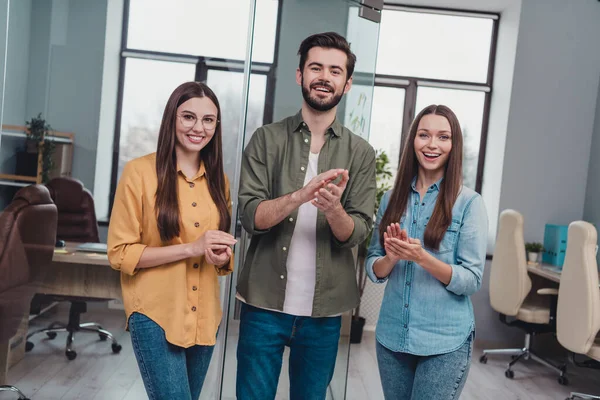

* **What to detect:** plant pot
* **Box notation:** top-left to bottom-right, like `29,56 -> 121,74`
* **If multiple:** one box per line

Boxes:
350,316 -> 366,344
15,150 -> 39,178
527,252 -> 540,263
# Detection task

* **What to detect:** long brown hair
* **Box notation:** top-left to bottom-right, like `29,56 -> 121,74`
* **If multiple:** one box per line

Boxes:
380,104 -> 463,251
155,82 -> 231,242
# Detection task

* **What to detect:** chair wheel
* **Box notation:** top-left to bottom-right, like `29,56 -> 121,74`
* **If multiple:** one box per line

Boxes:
505,369 -> 515,379
25,341 -> 34,352
46,332 -> 57,340
112,343 -> 122,353
479,355 -> 488,364
66,349 -> 77,360
99,333 -> 108,341
558,375 -> 569,386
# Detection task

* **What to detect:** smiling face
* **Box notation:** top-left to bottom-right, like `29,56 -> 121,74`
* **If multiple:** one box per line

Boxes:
413,113 -> 453,177
296,46 -> 352,112
174,96 -> 218,155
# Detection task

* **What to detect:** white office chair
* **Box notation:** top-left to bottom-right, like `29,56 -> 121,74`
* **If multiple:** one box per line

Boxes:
555,221 -> 600,400
480,209 -> 567,384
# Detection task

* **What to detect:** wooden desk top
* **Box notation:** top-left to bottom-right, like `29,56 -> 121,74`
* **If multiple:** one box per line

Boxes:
527,263 -> 562,283
52,242 -> 110,267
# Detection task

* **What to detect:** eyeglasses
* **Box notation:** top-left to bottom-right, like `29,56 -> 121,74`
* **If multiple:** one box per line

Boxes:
177,114 -> 219,131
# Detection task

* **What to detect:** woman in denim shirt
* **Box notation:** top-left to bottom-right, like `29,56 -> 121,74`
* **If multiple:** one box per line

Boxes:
366,104 -> 488,399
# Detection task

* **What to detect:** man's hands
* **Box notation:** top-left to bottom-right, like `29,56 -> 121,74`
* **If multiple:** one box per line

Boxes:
311,170 -> 349,216
293,168 -> 347,206
383,223 -> 425,265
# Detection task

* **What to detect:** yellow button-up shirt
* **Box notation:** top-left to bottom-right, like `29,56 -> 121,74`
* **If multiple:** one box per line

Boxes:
107,153 -> 233,347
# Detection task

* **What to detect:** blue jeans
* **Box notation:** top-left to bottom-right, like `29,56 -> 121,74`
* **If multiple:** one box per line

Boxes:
236,303 -> 342,400
376,332 -> 474,400
128,312 -> 215,400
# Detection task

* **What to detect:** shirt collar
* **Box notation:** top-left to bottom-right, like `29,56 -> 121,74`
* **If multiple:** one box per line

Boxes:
176,161 -> 206,181
411,175 -> 444,192
292,110 -> 343,137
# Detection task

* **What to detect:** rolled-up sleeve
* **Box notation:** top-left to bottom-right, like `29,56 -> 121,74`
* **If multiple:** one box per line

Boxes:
238,128 -> 271,236
107,162 -> 147,276
333,145 -> 376,248
445,195 -> 488,296
365,191 -> 390,283
215,175 -> 234,276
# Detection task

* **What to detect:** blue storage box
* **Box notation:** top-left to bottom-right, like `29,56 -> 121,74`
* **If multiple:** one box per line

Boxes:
542,224 -> 568,268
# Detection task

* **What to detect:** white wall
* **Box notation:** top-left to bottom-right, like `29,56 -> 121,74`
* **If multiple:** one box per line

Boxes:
497,0 -> 600,244
583,80 -> 600,264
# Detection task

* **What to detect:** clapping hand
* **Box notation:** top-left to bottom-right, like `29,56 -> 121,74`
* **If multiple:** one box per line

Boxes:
383,223 -> 425,264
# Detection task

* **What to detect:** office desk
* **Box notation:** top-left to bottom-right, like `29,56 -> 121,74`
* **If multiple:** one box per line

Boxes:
1,243 -> 119,385
37,243 -> 121,300
527,263 -> 562,283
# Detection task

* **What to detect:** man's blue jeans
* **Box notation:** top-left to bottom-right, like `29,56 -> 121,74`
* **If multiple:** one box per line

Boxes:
236,303 -> 342,400
376,332 -> 474,400
128,312 -> 214,400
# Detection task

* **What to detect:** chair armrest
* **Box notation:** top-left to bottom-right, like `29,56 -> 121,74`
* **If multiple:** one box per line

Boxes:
537,288 -> 559,295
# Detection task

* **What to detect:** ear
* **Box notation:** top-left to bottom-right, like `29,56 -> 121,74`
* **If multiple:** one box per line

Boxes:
296,68 -> 302,86
343,76 -> 353,94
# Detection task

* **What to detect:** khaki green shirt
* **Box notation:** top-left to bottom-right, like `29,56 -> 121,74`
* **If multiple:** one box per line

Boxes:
237,111 -> 376,317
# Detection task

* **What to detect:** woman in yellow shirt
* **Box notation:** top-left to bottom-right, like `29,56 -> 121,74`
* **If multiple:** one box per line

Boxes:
107,81 -> 237,400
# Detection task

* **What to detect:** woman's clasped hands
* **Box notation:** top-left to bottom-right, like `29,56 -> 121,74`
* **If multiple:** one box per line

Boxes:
383,223 -> 426,264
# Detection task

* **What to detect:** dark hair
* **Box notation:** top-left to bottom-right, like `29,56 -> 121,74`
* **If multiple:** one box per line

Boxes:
155,81 -> 231,242
297,32 -> 357,79
380,104 -> 463,251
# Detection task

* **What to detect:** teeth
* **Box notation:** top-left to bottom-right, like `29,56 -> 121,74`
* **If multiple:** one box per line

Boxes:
315,87 -> 330,92
424,153 -> 440,157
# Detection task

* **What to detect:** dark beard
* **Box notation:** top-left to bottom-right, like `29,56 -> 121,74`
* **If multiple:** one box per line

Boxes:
301,77 -> 344,112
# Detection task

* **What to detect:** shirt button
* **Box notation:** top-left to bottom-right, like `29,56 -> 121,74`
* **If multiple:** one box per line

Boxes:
422,203 -> 425,206
413,220 -> 416,224
280,275 -> 285,280
192,286 -> 197,291
189,183 -> 195,188
192,306 -> 197,311
282,247 -> 287,251
404,324 -> 408,328
194,222 -> 200,227
289,217 -> 294,222
301,166 -> 305,171
405,304 -> 409,308
193,263 -> 199,269
406,281 -> 411,286
192,202 -> 197,207
304,138 -> 309,143
414,202 -> 418,206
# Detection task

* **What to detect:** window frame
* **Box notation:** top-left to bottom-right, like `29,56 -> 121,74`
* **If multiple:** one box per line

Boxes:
107,0 -> 282,215
378,4 -> 499,194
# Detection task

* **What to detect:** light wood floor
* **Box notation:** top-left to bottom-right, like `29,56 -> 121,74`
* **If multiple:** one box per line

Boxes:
2,305 -> 599,400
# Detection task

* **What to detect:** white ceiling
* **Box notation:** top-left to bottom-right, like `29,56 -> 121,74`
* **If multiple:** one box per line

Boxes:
384,0 -> 520,13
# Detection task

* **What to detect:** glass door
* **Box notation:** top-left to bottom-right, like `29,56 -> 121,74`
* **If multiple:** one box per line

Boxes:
218,1 -> 382,399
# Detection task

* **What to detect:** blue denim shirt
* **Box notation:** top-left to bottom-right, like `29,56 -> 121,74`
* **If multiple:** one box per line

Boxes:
366,178 -> 488,356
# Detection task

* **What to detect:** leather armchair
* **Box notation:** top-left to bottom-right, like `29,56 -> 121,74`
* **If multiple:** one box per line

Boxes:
26,177 -> 121,360
0,185 -> 57,400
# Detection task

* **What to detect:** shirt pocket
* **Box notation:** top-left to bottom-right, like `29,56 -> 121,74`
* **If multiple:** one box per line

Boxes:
429,219 -> 461,255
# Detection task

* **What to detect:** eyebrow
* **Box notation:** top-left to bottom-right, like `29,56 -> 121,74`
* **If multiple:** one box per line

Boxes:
181,110 -> 217,118
418,128 -> 452,134
307,61 -> 344,71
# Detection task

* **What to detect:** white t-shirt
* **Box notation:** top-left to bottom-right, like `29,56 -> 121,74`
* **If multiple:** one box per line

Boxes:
283,152 -> 319,316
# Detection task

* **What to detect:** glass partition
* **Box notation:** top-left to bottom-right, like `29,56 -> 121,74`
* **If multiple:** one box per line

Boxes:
0,1 -> 380,398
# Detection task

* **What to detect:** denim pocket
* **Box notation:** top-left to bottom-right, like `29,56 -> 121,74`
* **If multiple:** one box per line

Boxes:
431,219 -> 460,255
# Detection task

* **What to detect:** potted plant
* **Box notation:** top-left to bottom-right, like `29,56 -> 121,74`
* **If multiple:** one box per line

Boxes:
525,242 -> 544,264
351,149 -> 392,344
16,113 -> 56,183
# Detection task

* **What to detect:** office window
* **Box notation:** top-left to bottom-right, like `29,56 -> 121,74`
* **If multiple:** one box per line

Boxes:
368,6 -> 497,192
110,0 -> 279,207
